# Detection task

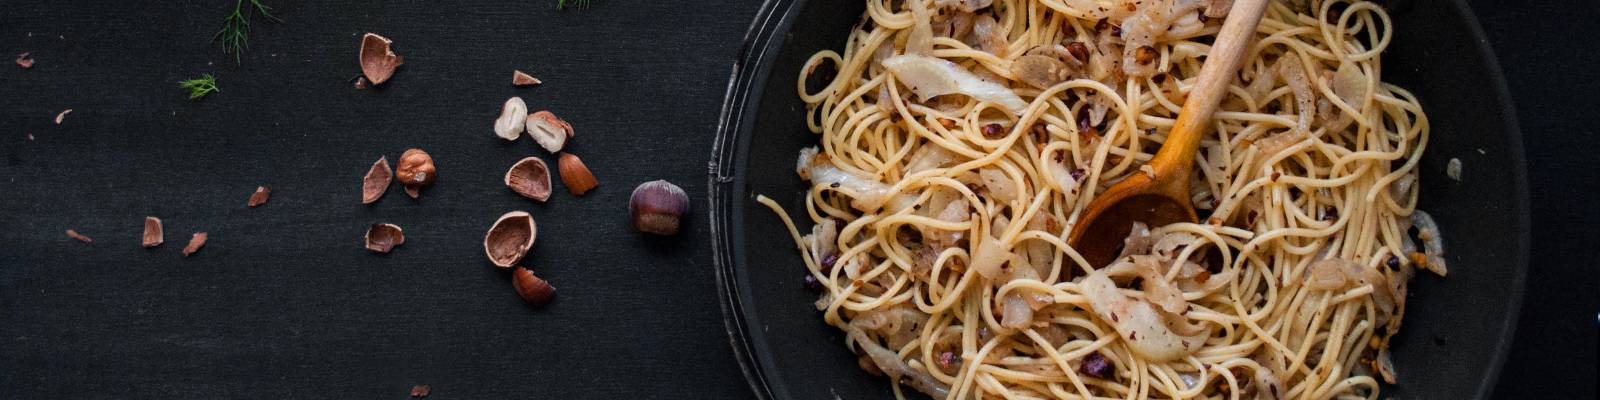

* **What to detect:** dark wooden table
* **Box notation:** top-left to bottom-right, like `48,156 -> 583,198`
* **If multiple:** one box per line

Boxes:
0,0 -> 1592,398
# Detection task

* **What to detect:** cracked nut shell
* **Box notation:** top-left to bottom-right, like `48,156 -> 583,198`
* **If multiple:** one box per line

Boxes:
365,223 -> 405,253
362,156 -> 393,204
557,153 -> 597,196
484,211 -> 536,268
505,157 -> 553,202
511,266 -> 555,306
359,33 -> 404,85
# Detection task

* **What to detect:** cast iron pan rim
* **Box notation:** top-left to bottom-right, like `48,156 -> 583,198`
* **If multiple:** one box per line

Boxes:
705,0 -> 1531,398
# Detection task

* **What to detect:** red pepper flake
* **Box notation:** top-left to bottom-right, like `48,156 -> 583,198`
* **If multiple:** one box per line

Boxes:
54,109 -> 72,125
15,52 -> 33,69
182,232 -> 208,257
1195,270 -> 1212,284
1079,352 -> 1112,379
983,123 -> 1005,138
409,385 -> 430,397
1109,312 -> 1119,322
65,229 -> 92,243
937,351 -> 960,371
1129,331 -> 1138,341
1067,42 -> 1090,62
247,186 -> 271,207
1134,46 -> 1157,65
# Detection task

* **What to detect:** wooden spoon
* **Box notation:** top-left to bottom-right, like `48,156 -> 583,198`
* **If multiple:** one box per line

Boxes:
1066,0 -> 1270,269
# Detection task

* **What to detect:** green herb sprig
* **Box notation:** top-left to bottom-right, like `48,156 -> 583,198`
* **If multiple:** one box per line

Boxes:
557,0 -> 592,10
215,0 -> 280,63
180,74 -> 220,100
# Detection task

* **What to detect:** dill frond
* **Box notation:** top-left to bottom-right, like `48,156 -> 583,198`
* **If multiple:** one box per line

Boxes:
179,74 -> 220,100
556,0 -> 592,10
215,0 -> 280,63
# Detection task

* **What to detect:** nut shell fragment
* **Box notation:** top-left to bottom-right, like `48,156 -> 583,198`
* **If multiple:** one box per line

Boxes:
511,267 -> 555,306
359,33 -> 404,85
16,52 -> 33,69
66,229 -> 92,243
495,97 -> 529,141
362,156 -> 393,204
484,211 -> 537,268
505,157 -> 553,202
557,153 -> 597,196
525,110 -> 572,153
247,186 -> 271,207
365,223 -> 405,253
183,232 -> 208,257
143,217 -> 164,248
512,70 -> 541,86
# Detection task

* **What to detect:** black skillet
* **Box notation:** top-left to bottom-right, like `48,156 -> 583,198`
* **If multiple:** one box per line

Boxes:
709,0 -> 1529,398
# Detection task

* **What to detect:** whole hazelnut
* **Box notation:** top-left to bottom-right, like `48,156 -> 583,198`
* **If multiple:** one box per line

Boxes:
511,267 -> 555,306
629,180 -> 689,236
395,148 -> 436,198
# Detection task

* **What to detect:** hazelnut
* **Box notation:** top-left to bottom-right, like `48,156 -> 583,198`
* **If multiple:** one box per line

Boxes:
395,148 -> 436,198
512,70 -> 541,86
359,33 -> 404,85
505,157 -> 553,202
362,156 -> 393,204
484,211 -> 536,268
365,223 -> 405,253
511,266 -> 555,306
183,232 -> 208,257
629,180 -> 689,235
247,185 -> 271,207
495,97 -> 528,141
143,217 -> 164,248
525,110 -> 573,153
557,153 -> 597,196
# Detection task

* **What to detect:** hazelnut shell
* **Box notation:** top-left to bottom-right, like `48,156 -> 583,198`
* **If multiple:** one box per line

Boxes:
143,217 -> 164,248
511,267 -> 556,306
359,33 -> 404,85
629,180 -> 689,236
365,223 -> 405,253
512,70 -> 541,86
484,211 -> 537,268
183,232 -> 208,257
247,186 -> 272,207
362,156 -> 393,204
557,153 -> 597,196
505,157 -> 553,202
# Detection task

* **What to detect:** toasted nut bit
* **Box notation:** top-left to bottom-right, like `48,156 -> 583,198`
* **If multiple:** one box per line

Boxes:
365,223 -> 405,253
495,97 -> 529,141
484,211 -> 537,268
359,33 -> 404,85
66,229 -> 92,243
525,110 -> 573,153
630,180 -> 689,236
1134,45 -> 1157,65
16,52 -> 33,69
54,109 -> 71,125
143,217 -> 164,248
409,384 -> 430,398
511,267 -> 555,306
512,70 -> 541,86
505,157 -> 553,202
558,153 -> 597,196
248,186 -> 271,207
183,232 -> 208,257
395,148 -> 437,198
362,156 -> 393,204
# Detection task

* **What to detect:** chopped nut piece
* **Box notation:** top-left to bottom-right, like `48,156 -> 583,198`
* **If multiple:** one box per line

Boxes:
505,157 -> 553,202
494,97 -> 529,141
359,33 -> 404,85
409,385 -> 430,397
143,217 -> 164,248
512,70 -> 541,86
183,232 -> 208,257
65,229 -> 92,243
362,156 -> 393,204
54,109 -> 71,124
15,52 -> 33,69
365,223 -> 405,253
525,110 -> 573,153
557,153 -> 597,196
247,186 -> 271,207
511,267 -> 556,306
484,211 -> 536,268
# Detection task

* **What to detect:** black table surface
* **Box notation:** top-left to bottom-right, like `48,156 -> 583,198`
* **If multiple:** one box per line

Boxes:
0,0 -> 1593,398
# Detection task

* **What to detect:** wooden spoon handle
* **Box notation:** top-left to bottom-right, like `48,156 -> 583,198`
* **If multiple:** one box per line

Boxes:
1148,0 -> 1270,178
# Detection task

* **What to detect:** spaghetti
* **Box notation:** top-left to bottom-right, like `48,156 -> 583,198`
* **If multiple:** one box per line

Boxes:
758,0 -> 1449,398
